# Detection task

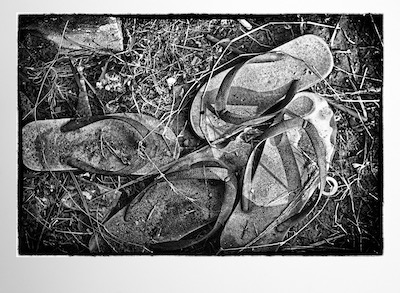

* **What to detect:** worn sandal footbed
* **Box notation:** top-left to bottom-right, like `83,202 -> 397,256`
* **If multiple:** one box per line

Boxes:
93,158 -> 237,253
22,113 -> 180,175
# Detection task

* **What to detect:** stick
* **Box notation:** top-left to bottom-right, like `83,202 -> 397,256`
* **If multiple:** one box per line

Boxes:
76,64 -> 92,117
205,34 -> 244,55
370,14 -> 383,47
326,99 -> 368,122
69,58 -> 92,117
237,19 -> 253,30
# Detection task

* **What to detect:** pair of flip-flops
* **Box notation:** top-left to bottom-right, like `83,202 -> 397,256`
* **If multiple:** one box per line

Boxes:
22,34 -> 337,253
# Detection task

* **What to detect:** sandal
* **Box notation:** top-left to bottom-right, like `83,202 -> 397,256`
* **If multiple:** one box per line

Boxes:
95,157 -> 237,253
190,34 -> 333,142
220,91 -> 337,253
22,113 -> 180,175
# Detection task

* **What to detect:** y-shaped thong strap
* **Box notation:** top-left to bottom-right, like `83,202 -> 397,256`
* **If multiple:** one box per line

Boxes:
241,116 -> 327,215
205,52 -> 300,125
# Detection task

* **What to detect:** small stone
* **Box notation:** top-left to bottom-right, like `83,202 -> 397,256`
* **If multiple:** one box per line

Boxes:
82,191 -> 92,201
166,77 -> 176,88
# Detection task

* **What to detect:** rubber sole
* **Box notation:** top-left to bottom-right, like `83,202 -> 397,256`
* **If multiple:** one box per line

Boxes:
22,113 -> 180,175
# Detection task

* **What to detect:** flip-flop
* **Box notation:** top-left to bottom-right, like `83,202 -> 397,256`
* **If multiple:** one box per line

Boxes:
190,34 -> 333,142
219,91 -> 337,253
22,113 -> 180,175
96,158 -> 237,253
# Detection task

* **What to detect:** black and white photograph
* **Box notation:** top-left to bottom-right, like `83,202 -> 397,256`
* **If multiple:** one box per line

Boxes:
18,14 -> 383,256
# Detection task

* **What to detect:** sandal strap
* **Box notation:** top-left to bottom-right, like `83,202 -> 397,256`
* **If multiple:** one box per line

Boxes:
206,52 -> 299,125
60,115 -> 151,175
238,117 -> 329,249
274,176 -> 320,233
272,119 -> 329,231
242,117 -> 327,213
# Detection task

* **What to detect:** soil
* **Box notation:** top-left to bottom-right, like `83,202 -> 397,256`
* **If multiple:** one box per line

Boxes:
18,14 -> 382,255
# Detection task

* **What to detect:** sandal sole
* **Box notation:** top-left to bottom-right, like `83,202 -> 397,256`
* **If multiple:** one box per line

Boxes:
22,113 -> 180,175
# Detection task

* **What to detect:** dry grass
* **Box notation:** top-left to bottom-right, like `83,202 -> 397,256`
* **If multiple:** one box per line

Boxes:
18,14 -> 382,255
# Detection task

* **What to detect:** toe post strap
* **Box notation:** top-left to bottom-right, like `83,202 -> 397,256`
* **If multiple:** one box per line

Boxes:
241,116 -> 328,214
206,52 -> 299,126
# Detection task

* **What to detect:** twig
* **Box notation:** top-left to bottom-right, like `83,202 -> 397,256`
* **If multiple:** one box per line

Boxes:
320,88 -> 381,97
239,26 -> 274,49
147,204 -> 157,221
334,66 -> 382,82
82,74 -> 97,96
330,20 -> 341,47
69,171 -> 94,228
67,228 -> 90,249
130,88 -> 142,116
282,234 -> 346,250
339,99 -> 380,104
68,58 -> 84,93
74,61 -> 92,116
352,103 -> 373,139
173,44 -> 204,52
357,67 -> 369,118
142,150 -> 178,194
359,67 -> 368,90
369,14 -> 383,47
237,19 -> 253,30
205,34 -> 244,55
326,99 -> 368,122
163,87 -> 176,136
334,202 -> 348,234
341,28 -> 356,45
302,21 -> 336,29
35,203 -> 56,252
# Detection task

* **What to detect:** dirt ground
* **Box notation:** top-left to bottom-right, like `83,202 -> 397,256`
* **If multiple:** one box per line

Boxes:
18,14 -> 382,255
